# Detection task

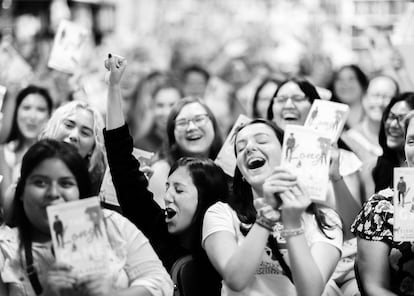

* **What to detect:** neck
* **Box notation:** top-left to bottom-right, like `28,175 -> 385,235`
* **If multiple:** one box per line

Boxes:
178,229 -> 193,250
361,117 -> 380,144
347,104 -> 363,128
29,226 -> 51,244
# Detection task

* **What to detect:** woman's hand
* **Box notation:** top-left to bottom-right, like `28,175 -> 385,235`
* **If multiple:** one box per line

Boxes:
104,54 -> 127,86
45,262 -> 77,294
279,181 -> 311,228
328,144 -> 341,182
262,167 -> 297,209
77,272 -> 114,296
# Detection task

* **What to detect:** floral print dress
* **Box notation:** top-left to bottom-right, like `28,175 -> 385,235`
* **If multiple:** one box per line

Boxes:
351,188 -> 414,295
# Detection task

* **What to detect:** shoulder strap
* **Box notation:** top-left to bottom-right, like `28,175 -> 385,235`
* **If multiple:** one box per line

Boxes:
170,255 -> 193,296
267,236 -> 294,283
24,239 -> 43,295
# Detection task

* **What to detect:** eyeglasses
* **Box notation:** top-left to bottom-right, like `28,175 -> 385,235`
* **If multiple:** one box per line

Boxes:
175,114 -> 210,131
274,95 -> 308,103
386,112 -> 406,126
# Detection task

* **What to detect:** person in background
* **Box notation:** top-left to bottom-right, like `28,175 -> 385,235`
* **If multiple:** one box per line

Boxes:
331,65 -> 369,129
148,96 -> 223,207
134,81 -> 182,158
181,64 -> 210,99
0,85 -> 53,223
372,92 -> 414,192
251,77 -> 279,119
342,75 -> 399,198
203,119 -> 343,296
40,100 -> 106,195
0,139 -> 173,296
351,109 -> 414,296
104,54 -> 226,296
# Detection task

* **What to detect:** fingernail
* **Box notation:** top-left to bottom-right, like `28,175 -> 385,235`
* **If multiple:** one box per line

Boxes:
108,53 -> 112,58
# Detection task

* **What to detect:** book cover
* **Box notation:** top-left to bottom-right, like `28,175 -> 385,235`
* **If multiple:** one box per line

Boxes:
393,167 -> 414,241
281,125 -> 331,202
48,20 -> 89,74
46,197 -> 109,276
214,114 -> 252,177
304,99 -> 350,143
100,148 -> 155,206
0,43 -> 33,85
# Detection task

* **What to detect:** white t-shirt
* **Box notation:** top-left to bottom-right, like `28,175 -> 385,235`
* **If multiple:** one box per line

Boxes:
202,202 -> 343,296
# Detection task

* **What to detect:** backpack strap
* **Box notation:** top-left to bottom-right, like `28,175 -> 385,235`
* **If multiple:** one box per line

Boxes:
170,255 -> 193,296
24,239 -> 43,295
267,236 -> 294,283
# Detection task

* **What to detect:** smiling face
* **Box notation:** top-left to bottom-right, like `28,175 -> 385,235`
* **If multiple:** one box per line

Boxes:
55,108 -> 95,158
235,123 -> 282,192
385,101 -> 411,149
164,166 -> 198,234
174,102 -> 215,157
334,67 -> 365,105
271,81 -> 312,130
153,87 -> 181,131
17,94 -> 50,141
363,77 -> 397,123
22,158 -> 80,236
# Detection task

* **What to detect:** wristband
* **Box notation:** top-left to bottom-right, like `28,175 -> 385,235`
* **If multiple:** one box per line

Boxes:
331,175 -> 343,183
255,215 -> 276,232
280,227 -> 304,238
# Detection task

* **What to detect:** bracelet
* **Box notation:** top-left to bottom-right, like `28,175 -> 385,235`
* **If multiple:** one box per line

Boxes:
331,175 -> 343,183
257,204 -> 281,221
255,215 -> 276,232
280,227 -> 304,238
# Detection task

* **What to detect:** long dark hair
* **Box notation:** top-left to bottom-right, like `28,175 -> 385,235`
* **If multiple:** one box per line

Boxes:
252,77 -> 280,118
164,97 -> 223,165
330,64 -> 369,103
373,92 -> 414,192
169,157 -> 229,252
7,85 -> 53,151
230,119 -> 337,236
10,139 -> 92,250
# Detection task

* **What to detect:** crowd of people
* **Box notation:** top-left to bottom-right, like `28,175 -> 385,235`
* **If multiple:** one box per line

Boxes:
0,19 -> 414,296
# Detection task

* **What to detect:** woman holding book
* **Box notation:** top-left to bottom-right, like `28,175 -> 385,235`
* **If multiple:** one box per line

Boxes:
266,78 -> 363,296
202,119 -> 343,296
104,54 -> 227,296
0,139 -> 173,296
372,92 -> 414,193
351,110 -> 414,295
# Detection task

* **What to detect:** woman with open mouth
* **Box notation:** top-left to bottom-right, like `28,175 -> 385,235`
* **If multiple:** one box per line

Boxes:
203,119 -> 343,296
266,78 -> 364,296
103,55 -> 229,296
372,92 -> 414,193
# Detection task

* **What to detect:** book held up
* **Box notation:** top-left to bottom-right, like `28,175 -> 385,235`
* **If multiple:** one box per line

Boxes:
47,196 -> 109,276
393,168 -> 414,242
304,100 -> 349,143
281,125 -> 331,202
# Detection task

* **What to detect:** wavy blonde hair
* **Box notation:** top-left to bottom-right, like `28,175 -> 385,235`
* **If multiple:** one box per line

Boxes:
40,101 -> 106,190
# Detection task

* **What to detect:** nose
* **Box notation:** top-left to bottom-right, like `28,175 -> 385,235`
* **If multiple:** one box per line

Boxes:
245,140 -> 257,154
186,119 -> 197,130
284,98 -> 295,108
46,183 -> 61,200
164,187 -> 174,204
67,128 -> 79,143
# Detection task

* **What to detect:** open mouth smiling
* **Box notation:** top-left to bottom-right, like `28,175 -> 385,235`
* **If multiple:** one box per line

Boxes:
247,157 -> 266,169
165,208 -> 177,219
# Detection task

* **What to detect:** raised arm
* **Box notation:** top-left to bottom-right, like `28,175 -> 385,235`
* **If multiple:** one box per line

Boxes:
103,54 -> 164,239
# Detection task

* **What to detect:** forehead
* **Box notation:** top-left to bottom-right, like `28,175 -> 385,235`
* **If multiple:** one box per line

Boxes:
155,88 -> 181,102
20,93 -> 48,106
168,166 -> 193,185
177,102 -> 207,118
338,67 -> 357,79
368,77 -> 396,93
236,123 -> 280,143
277,82 -> 304,96
65,108 -> 94,128
29,158 -> 73,177
390,101 -> 411,114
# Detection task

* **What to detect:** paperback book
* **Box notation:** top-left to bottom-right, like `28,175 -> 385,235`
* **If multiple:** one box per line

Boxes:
281,125 -> 331,202
48,20 -> 89,74
214,114 -> 252,177
46,196 -> 109,276
393,167 -> 414,241
0,43 -> 33,85
304,99 -> 350,143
